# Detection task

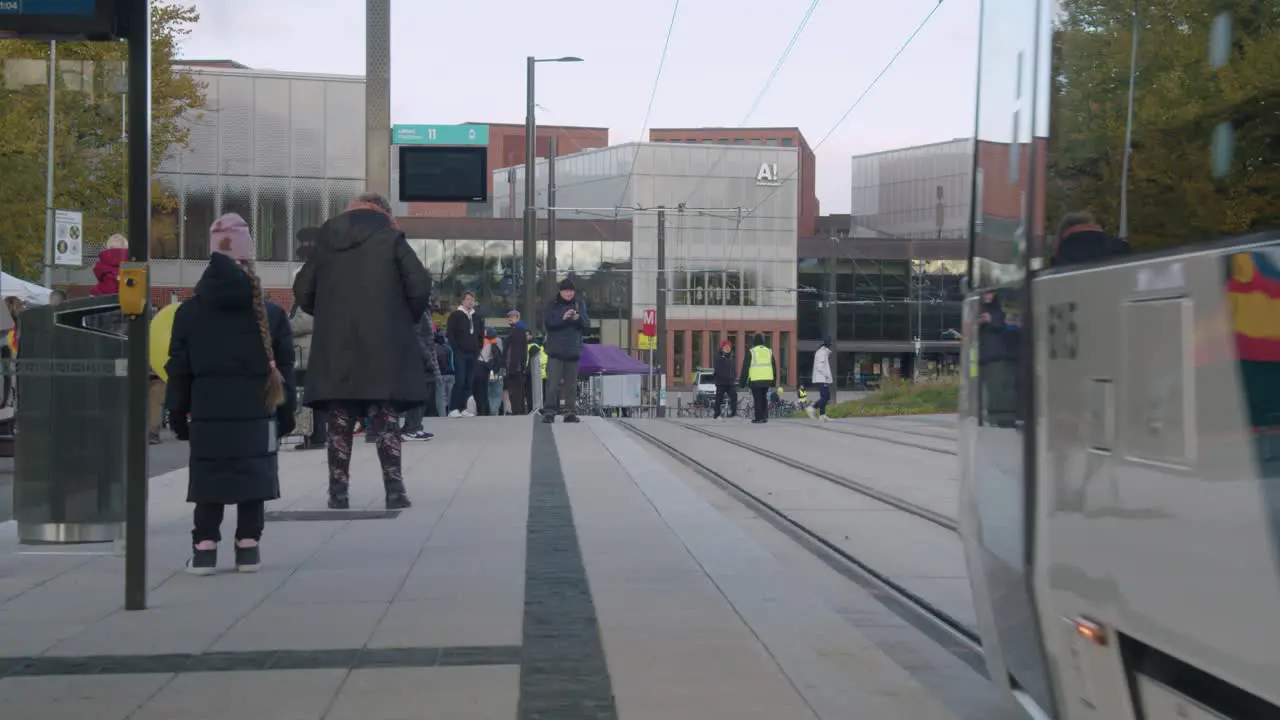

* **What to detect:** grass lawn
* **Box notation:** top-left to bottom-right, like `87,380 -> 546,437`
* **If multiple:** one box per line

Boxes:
815,376 -> 959,418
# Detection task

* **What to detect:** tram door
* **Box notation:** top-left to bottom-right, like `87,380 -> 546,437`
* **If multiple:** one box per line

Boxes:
958,0 -> 1056,715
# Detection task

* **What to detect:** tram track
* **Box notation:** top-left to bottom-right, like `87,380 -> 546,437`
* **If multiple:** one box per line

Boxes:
615,419 -> 981,663
779,419 -> 958,456
674,421 -> 956,531
839,417 -> 958,442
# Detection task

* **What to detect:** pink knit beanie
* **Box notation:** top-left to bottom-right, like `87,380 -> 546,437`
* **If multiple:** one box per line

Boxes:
210,213 -> 254,261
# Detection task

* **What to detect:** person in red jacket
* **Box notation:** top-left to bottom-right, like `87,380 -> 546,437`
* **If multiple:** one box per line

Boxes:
90,234 -> 129,296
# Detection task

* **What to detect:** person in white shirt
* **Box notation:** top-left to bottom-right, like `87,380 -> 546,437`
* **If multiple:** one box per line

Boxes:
809,336 -> 834,421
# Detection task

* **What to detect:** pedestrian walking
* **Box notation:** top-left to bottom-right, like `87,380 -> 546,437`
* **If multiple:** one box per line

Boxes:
166,213 -> 295,575
809,335 -> 833,421
292,192 -> 432,510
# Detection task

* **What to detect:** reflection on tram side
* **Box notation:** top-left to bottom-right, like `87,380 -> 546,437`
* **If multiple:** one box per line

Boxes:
962,0 -> 1280,718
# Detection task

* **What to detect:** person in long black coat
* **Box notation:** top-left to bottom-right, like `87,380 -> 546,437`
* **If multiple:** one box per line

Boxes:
166,213 -> 296,576
291,193 -> 432,510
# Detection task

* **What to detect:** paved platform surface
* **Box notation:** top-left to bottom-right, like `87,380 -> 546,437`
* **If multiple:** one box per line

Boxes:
0,415 -> 991,719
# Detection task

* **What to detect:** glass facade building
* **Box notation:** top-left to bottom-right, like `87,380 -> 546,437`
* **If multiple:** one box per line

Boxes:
151,65 -> 366,289
58,64 -> 368,297
494,142 -> 801,383
850,139 -> 974,241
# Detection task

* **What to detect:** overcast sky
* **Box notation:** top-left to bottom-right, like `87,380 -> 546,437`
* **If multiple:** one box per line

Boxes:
180,0 -> 979,214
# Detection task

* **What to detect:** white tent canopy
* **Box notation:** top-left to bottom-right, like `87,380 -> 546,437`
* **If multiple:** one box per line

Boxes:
0,273 -> 52,306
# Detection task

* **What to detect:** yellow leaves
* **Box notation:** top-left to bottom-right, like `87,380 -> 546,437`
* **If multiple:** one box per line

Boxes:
0,3 -> 204,276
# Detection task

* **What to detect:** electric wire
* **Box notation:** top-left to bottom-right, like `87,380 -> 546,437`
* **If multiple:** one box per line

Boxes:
616,0 -> 683,214
673,0 -> 823,209
740,0 -> 948,222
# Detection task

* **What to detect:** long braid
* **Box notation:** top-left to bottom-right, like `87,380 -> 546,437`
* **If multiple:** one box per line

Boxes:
245,263 -> 286,411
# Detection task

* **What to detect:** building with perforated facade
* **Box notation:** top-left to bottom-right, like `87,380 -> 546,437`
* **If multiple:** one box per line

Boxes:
495,142 -> 801,385
59,62 -> 367,307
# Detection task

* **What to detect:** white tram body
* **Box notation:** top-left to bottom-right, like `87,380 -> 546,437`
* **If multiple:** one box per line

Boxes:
959,1 -> 1280,718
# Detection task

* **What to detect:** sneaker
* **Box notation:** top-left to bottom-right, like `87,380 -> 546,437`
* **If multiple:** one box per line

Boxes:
820,415 -> 830,422
186,545 -> 216,576
805,406 -> 817,419
386,492 -> 412,510
404,429 -> 433,440
448,410 -> 462,418
564,414 -> 580,424
234,541 -> 261,573
542,413 -> 555,424
460,409 -> 475,418
328,493 -> 350,510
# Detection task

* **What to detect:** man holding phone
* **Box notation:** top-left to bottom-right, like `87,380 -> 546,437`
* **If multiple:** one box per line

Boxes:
541,278 -> 589,423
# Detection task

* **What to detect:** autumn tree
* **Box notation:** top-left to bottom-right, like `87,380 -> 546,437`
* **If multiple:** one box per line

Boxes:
0,2 -> 205,278
1046,0 -> 1280,253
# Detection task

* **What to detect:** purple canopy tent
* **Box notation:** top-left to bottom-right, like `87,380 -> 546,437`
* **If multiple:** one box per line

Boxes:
577,344 -> 653,375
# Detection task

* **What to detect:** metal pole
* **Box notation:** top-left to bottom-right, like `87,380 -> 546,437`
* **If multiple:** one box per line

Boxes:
365,0 -> 392,197
655,206 -> 667,418
124,0 -> 152,612
521,56 -> 538,328
824,235 -> 838,399
547,136 -> 557,282
1118,0 -> 1139,240
42,40 -> 57,289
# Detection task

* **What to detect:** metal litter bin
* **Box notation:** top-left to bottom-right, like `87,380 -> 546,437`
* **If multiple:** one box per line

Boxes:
13,296 -> 129,544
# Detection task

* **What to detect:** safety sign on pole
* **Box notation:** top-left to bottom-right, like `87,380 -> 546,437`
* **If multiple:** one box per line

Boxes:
53,209 -> 83,267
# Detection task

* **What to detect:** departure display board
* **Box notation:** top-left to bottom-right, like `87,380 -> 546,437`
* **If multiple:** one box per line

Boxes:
0,0 -> 125,40
398,146 -> 489,204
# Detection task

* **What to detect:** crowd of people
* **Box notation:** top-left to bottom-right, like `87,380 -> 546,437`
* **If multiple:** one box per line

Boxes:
161,191 -> 590,575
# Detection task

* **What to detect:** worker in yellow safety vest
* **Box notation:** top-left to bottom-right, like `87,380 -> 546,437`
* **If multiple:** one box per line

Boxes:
738,333 -> 777,424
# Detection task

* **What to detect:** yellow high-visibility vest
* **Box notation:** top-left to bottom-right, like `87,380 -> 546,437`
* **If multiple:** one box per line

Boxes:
747,346 -> 774,383
527,343 -> 547,379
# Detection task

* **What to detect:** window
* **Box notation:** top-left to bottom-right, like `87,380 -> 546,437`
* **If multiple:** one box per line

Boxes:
765,138 -> 778,146
716,139 -> 729,144
691,331 -> 703,372
732,138 -> 745,145
710,330 -> 721,358
781,138 -> 793,147
748,139 -> 761,145
780,332 -> 790,385
673,330 -> 686,381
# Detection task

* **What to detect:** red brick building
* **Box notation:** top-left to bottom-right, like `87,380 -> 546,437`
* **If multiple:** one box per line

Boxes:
648,127 -> 819,237
406,123 -> 609,218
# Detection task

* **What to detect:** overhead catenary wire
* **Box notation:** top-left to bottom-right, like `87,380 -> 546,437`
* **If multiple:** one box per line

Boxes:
673,0 -> 823,211
740,0 -> 948,222
616,0 -> 683,213
694,0 -> 942,331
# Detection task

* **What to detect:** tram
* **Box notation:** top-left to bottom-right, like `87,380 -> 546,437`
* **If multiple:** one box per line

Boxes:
959,2 -> 1280,719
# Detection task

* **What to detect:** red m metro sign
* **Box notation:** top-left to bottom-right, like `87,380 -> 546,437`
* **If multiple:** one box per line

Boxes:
641,308 -> 656,337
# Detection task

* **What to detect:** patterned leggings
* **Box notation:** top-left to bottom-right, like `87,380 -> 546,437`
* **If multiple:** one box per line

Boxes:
326,403 -> 405,496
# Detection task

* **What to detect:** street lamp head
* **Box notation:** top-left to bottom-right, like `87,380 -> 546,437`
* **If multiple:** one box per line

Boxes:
535,56 -> 584,63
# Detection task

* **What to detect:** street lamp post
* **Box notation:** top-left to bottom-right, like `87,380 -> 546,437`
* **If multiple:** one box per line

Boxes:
522,55 -> 582,328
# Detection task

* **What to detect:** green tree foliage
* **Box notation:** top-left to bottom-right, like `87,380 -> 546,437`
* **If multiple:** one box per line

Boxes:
1047,1 -> 1280,252
0,2 -> 204,277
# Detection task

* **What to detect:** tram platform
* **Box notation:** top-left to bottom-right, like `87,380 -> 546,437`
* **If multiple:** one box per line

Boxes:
0,416 -> 976,719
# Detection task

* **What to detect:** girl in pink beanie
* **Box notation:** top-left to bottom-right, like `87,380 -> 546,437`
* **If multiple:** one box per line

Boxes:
166,213 -> 295,574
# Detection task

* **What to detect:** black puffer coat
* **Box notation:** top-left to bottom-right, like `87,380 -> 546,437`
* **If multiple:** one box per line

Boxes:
166,252 -> 296,505
292,209 -> 432,411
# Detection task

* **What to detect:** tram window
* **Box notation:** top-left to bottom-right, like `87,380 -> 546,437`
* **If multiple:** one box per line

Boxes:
1043,4 -> 1280,260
